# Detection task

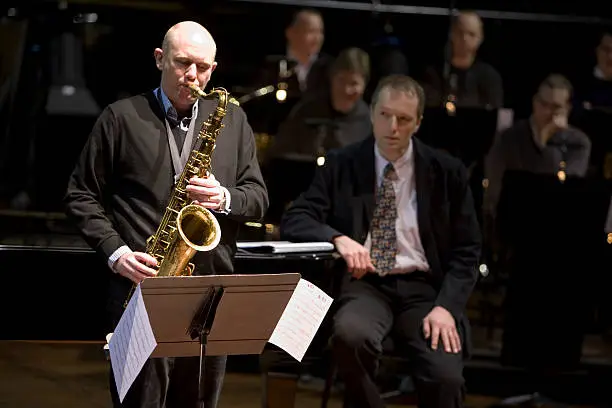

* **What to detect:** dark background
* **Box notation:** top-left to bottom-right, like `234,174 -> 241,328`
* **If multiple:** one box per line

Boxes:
1,4 -> 611,403
1,0 -> 610,211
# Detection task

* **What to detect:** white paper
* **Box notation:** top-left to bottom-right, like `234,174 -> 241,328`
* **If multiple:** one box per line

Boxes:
605,198 -> 612,233
268,278 -> 333,362
496,108 -> 514,132
109,285 -> 157,402
237,241 -> 334,254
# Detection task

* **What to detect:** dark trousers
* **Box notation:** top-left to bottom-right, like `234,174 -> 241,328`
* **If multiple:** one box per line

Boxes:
109,355 -> 227,408
105,293 -> 227,408
332,273 -> 465,408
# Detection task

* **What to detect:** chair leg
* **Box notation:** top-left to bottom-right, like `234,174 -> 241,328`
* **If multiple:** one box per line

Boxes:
262,372 -> 299,408
320,363 -> 336,408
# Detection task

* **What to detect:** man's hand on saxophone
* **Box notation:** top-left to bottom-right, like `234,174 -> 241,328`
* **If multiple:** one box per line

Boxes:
113,252 -> 158,284
186,174 -> 227,211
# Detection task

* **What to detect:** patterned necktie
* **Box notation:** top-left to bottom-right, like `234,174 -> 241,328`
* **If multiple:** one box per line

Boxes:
370,162 -> 398,274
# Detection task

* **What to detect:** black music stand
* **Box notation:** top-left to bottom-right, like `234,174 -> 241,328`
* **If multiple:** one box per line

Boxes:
417,107 -> 499,228
262,158 -> 318,224
417,107 -> 499,167
570,107 -> 612,179
110,273 -> 301,407
494,171 -> 610,404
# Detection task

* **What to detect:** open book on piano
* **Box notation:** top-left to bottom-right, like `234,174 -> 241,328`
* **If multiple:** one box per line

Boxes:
237,241 -> 334,254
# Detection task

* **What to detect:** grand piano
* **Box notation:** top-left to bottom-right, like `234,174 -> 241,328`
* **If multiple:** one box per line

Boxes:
0,212 -> 341,343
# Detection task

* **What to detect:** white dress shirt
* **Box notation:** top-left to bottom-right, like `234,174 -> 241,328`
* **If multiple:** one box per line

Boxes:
364,141 -> 430,276
287,48 -> 318,92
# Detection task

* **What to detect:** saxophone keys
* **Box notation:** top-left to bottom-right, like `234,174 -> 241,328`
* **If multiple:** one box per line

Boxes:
185,263 -> 195,276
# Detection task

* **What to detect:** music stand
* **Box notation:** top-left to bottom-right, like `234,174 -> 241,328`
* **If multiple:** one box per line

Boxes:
111,273 -> 301,407
417,107 -> 499,227
570,107 -> 612,178
262,158 -> 318,224
496,171 -> 610,378
417,107 -> 499,167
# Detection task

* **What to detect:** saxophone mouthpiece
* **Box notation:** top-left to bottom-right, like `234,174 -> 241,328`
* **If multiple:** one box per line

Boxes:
187,83 -> 239,106
188,83 -> 207,99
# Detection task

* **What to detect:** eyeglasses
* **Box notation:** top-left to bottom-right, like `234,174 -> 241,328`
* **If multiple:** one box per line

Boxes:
535,95 -> 567,111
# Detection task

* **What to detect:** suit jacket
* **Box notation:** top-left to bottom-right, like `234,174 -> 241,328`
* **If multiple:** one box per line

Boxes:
280,136 -> 481,320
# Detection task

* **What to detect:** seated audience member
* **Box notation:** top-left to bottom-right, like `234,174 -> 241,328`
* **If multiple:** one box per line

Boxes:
421,10 -> 504,109
281,75 -> 482,408
485,74 -> 591,215
268,47 -> 372,161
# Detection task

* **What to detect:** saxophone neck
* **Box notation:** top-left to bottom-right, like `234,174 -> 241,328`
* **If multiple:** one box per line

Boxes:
188,83 -> 239,109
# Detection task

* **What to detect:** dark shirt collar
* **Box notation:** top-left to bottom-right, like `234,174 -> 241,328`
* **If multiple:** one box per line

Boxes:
155,85 -> 199,128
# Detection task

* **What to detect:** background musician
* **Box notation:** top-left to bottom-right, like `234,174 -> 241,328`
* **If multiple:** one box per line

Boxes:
484,73 -> 591,218
575,28 -> 612,109
268,46 -> 372,162
263,47 -> 372,224
63,21 -> 268,408
421,10 -> 504,110
257,8 -> 332,99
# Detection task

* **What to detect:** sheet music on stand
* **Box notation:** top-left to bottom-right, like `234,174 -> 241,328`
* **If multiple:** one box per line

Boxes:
237,241 -> 335,254
108,286 -> 157,402
105,273 -> 334,403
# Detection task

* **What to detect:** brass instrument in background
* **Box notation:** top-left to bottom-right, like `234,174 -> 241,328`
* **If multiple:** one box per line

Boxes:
123,83 -> 237,307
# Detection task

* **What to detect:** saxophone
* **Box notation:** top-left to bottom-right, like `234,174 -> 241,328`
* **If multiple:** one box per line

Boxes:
123,83 -> 237,307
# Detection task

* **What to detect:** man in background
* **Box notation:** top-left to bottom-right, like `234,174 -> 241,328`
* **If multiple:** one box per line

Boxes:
575,28 -> 612,109
485,73 -> 590,217
421,10 -> 504,110
256,8 -> 332,99
268,47 -> 372,161
263,47 -> 372,224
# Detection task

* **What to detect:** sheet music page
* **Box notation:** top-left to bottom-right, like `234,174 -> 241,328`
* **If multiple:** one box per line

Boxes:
237,241 -> 334,253
109,285 -> 157,402
268,278 -> 333,362
496,108 -> 514,132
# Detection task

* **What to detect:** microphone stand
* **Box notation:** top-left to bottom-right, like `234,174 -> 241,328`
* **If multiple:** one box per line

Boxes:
442,0 -> 457,116
304,118 -> 338,165
442,0 -> 458,115
237,57 -> 297,105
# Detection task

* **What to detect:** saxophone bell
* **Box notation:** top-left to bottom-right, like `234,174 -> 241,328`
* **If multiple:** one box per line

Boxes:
156,203 -> 221,277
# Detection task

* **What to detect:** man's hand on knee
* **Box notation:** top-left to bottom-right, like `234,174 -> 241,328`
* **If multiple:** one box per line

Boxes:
422,306 -> 461,354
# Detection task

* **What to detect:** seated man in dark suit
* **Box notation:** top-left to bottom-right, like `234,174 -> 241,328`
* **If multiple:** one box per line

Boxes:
281,75 -> 482,408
